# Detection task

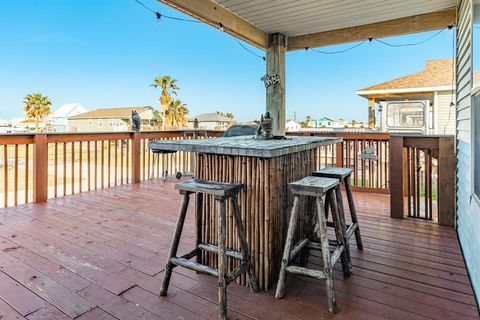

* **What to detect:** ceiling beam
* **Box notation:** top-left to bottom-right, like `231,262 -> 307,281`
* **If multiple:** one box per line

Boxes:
157,0 -> 267,49
287,8 -> 457,51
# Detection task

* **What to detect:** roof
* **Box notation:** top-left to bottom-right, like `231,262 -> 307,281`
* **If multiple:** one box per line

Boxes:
357,60 -> 459,97
52,103 -> 87,118
69,106 -> 153,119
189,113 -> 235,122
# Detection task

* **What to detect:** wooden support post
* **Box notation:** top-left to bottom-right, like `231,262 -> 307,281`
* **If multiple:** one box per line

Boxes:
438,137 -> 455,227
131,132 -> 141,183
33,134 -> 48,203
266,33 -> 286,137
368,98 -> 376,129
389,136 -> 404,219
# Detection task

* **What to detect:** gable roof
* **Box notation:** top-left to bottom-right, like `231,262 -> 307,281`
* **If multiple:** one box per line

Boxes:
189,113 -> 235,122
357,59 -> 458,96
52,103 -> 87,118
69,106 -> 153,119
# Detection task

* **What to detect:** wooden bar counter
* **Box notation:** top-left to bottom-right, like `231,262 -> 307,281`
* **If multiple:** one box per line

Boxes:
150,136 -> 340,290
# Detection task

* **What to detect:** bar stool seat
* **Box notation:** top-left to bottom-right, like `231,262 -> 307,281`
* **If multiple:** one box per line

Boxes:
160,178 -> 258,320
313,167 -> 363,251
275,176 -> 351,314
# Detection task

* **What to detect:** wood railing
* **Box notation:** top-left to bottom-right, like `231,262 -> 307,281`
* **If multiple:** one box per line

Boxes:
0,130 -> 223,207
289,132 -> 390,193
389,135 -> 456,227
0,130 -> 456,226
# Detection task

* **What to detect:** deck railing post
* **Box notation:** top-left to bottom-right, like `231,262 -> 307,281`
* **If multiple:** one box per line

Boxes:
389,135 -> 404,219
131,132 -> 141,184
335,142 -> 344,167
438,136 -> 456,227
33,134 -> 48,203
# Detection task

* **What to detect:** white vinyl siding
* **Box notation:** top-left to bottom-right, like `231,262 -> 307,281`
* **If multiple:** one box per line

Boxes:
435,91 -> 456,134
456,0 -> 480,302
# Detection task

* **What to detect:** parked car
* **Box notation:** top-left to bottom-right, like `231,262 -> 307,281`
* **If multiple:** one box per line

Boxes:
222,124 -> 257,137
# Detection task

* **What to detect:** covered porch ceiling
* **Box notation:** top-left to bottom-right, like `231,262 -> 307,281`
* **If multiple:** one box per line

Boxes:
158,0 -> 457,50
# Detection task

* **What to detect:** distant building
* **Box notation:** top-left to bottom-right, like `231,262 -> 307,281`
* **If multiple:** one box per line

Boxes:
188,113 -> 235,130
50,103 -> 87,132
308,117 -> 345,128
285,119 -> 301,131
68,106 -> 161,132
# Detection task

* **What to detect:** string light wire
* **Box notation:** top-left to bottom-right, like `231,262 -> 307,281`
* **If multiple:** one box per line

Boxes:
132,0 -> 265,61
443,26 -> 456,134
308,40 -> 367,54
373,28 -> 446,47
132,0 -> 200,23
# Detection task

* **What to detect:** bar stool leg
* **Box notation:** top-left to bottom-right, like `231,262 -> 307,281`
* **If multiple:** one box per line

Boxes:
275,195 -> 301,299
333,185 -> 352,274
217,197 -> 228,320
327,190 -> 352,277
232,195 -> 259,292
195,193 -> 203,265
316,195 -> 338,314
344,176 -> 363,250
160,192 -> 190,296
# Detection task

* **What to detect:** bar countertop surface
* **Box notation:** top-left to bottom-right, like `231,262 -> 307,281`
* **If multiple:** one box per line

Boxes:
149,135 -> 341,158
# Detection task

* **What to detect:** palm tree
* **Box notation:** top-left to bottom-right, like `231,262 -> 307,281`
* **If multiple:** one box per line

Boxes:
216,111 -> 235,119
151,76 -> 179,129
165,99 -> 189,129
23,93 -> 52,132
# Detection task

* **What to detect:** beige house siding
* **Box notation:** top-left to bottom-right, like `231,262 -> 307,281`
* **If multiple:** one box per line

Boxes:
67,108 -> 158,132
434,90 -> 456,134
68,118 -> 129,132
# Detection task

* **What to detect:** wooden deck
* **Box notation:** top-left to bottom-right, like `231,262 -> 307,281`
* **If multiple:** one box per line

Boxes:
0,179 -> 477,320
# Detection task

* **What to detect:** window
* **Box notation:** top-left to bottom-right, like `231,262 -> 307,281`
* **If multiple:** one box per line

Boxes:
386,102 -> 425,127
88,119 -> 92,126
473,0 -> 480,198
98,119 -> 103,127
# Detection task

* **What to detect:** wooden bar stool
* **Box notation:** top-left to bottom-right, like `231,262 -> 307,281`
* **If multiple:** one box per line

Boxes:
313,167 -> 363,251
275,176 -> 351,314
160,179 -> 258,320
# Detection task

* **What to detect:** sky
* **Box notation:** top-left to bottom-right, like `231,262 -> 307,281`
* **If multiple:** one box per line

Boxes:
0,0 -> 458,122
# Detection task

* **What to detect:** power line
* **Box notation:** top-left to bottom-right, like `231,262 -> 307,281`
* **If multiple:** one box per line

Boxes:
132,0 -> 200,23
373,28 -> 446,47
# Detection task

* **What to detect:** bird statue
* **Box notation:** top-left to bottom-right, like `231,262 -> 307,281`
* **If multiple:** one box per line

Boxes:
131,110 -> 141,132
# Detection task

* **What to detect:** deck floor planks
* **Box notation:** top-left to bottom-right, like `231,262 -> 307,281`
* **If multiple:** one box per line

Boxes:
0,298 -> 26,320
0,270 -> 47,317
25,305 -> 71,320
0,179 -> 476,319
0,250 -> 95,318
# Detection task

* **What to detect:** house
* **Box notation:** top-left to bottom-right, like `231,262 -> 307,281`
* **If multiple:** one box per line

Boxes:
285,119 -> 301,131
188,112 -> 235,130
308,117 -> 345,128
356,59 -> 475,135
67,106 -> 161,132
456,0 -> 480,302
49,103 -> 87,132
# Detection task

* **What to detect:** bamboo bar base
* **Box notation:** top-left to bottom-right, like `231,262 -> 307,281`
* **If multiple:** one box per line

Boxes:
195,149 -> 317,290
